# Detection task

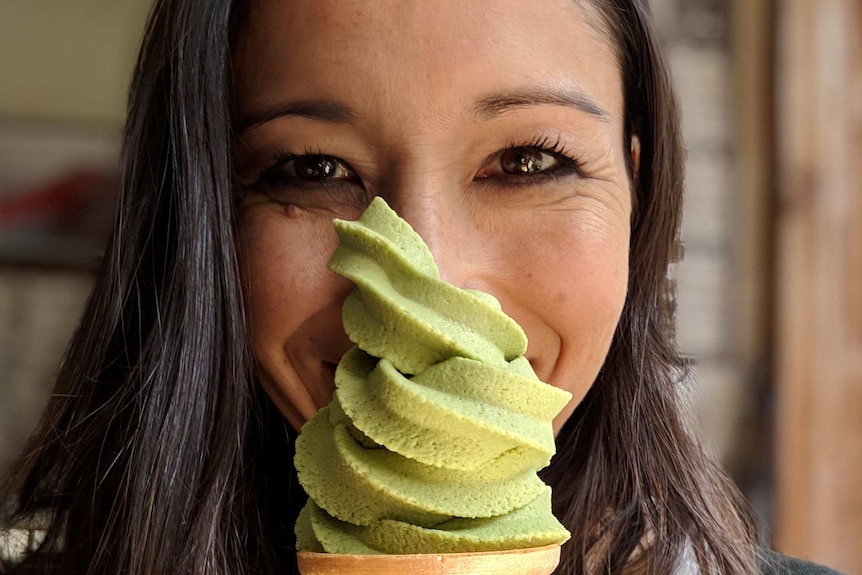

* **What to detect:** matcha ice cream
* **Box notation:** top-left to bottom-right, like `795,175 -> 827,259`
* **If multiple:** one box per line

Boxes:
294,197 -> 571,555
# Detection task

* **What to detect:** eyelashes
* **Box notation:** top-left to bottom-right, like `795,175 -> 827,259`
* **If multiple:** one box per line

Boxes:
246,134 -> 586,198
251,146 -> 358,191
477,134 -> 586,185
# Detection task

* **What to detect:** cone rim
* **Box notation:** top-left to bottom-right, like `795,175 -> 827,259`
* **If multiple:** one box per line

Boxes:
297,542 -> 560,560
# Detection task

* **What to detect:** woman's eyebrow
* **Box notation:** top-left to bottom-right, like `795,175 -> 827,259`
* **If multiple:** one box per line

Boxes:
236,88 -> 609,133
237,99 -> 359,133
473,87 -> 611,123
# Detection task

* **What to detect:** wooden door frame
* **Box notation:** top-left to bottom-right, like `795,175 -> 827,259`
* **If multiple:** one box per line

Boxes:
771,0 -> 862,572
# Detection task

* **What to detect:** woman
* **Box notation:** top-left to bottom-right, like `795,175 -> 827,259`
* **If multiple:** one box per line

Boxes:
0,0 -> 841,574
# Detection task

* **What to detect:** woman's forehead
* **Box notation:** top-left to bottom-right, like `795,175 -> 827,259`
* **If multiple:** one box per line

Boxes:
232,0 -> 623,132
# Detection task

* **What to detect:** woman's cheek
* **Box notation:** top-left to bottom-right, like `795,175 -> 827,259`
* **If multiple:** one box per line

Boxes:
515,210 -> 629,415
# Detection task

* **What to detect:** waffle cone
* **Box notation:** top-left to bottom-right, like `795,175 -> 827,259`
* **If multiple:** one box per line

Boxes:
297,543 -> 561,575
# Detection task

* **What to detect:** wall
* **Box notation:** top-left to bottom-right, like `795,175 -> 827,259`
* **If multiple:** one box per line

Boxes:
0,0 -> 151,475
0,0 -> 152,125
651,0 -> 767,498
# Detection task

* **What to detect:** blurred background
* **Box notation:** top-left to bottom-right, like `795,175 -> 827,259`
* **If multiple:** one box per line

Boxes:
0,0 -> 859,572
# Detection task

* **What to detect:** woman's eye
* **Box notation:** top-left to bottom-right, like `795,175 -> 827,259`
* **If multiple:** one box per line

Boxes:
475,144 -> 581,185
473,140 -> 586,192
253,153 -> 358,192
283,155 -> 354,181
499,148 -> 560,175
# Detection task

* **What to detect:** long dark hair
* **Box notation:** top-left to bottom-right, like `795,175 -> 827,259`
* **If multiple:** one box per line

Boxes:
540,1 -> 760,573
3,1 -> 295,572
1,0 -> 758,573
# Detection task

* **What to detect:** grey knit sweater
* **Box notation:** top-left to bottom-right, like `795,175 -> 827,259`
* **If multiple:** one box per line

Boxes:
760,551 -> 846,575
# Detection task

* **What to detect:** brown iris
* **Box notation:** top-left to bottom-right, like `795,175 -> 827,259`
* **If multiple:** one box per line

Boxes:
500,148 -> 558,175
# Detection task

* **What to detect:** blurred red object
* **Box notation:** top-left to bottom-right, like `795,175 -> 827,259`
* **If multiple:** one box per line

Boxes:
0,170 -> 113,231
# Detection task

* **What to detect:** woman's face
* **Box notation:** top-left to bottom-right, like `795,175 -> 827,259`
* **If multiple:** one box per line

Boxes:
234,0 -> 632,433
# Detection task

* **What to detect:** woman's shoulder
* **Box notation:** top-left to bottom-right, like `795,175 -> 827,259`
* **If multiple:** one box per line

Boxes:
0,528 -> 53,574
759,549 -> 847,575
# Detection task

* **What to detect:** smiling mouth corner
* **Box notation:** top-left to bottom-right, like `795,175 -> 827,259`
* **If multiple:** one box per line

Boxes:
322,360 -> 338,380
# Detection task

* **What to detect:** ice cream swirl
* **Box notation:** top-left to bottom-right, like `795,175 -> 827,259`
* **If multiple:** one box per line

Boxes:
295,197 -> 571,554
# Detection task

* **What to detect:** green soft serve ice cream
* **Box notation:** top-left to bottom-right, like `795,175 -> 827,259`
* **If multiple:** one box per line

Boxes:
295,197 -> 572,555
